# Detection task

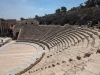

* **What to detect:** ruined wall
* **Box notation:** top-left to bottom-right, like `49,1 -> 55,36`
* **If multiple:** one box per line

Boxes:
0,19 -> 16,36
12,19 -> 39,39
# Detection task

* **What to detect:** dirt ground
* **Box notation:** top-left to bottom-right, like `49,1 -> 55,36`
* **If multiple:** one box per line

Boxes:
0,43 -> 36,74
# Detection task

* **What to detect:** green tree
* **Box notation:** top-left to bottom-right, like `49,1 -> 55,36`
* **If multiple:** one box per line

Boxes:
84,0 -> 96,8
96,0 -> 100,7
20,17 -> 25,21
69,6 -> 80,11
79,3 -> 85,9
35,15 -> 39,18
61,6 -> 67,12
55,8 -> 60,13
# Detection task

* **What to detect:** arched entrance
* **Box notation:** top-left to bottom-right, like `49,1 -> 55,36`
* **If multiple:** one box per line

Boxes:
15,32 -> 19,39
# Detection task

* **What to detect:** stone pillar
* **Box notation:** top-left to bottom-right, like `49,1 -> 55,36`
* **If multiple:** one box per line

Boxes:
98,21 -> 100,29
0,20 -> 1,36
87,21 -> 92,28
98,21 -> 100,32
90,21 -> 93,27
87,21 -> 90,28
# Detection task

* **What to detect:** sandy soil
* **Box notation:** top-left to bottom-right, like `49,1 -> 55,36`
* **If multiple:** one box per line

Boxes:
0,43 -> 36,74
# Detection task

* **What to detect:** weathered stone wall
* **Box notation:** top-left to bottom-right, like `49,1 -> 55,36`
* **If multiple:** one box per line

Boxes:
0,19 -> 16,36
12,19 -> 39,39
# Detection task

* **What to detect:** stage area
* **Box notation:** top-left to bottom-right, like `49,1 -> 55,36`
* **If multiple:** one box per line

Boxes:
0,42 -> 37,74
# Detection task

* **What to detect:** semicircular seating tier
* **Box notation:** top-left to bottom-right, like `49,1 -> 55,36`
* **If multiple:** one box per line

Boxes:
16,25 -> 100,75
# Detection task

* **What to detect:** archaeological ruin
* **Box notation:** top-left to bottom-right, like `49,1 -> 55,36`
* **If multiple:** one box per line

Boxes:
0,20 -> 100,75
0,18 -> 100,75
1,0 -> 100,74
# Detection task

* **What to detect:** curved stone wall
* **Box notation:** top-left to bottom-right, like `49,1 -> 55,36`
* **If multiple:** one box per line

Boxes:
0,42 -> 45,75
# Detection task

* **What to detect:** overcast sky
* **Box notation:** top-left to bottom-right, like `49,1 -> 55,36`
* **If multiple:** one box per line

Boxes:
0,0 -> 87,20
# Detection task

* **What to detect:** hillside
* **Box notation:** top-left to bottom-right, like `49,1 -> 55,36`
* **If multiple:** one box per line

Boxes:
35,7 -> 100,26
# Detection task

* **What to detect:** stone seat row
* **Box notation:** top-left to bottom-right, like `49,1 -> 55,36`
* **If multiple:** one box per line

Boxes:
21,43 -> 99,75
16,25 -> 100,75
45,27 -> 99,50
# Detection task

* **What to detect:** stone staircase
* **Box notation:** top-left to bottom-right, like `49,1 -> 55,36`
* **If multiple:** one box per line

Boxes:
16,25 -> 100,75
